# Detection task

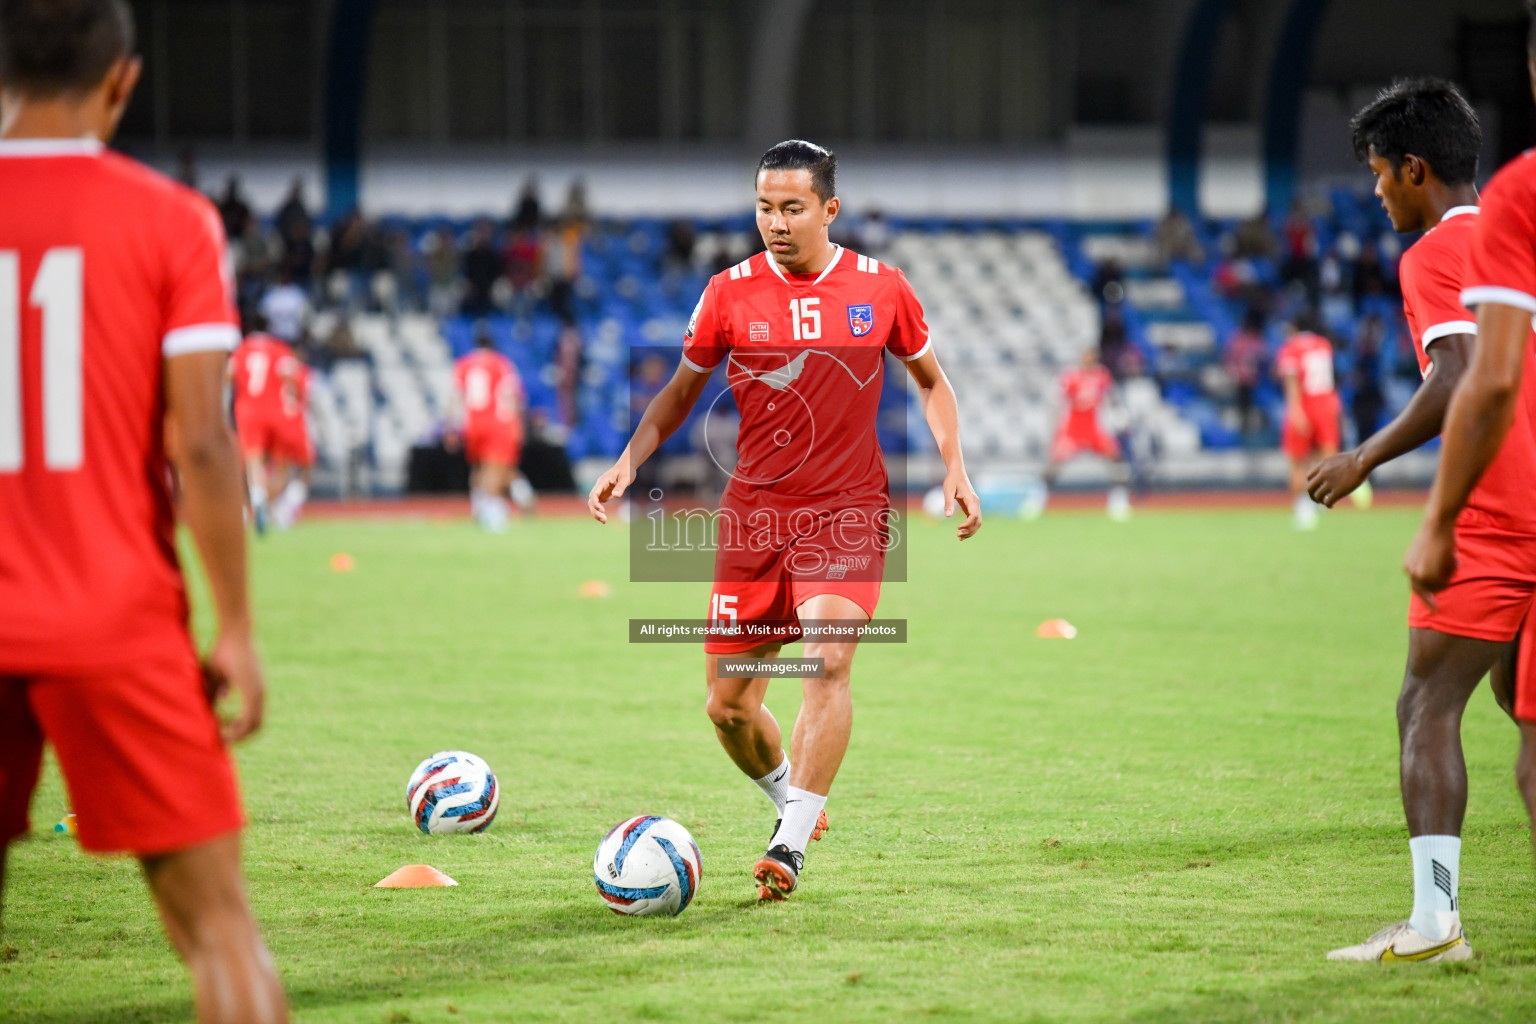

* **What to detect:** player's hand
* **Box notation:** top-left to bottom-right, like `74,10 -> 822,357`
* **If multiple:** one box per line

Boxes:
588,459 -> 634,524
1307,450 -> 1368,508
1404,518 -> 1458,610
944,470 -> 982,540
203,631 -> 266,744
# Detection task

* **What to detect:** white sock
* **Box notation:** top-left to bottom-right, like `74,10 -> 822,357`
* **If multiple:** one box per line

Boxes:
1294,494 -> 1316,523
1107,485 -> 1130,516
752,756 -> 791,816
280,479 -> 308,511
1409,834 -> 1461,940
250,482 -> 268,511
510,476 -> 534,509
770,786 -> 827,857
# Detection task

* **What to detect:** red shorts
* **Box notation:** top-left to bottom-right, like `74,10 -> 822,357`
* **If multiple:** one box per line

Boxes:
235,408 -> 283,460
464,423 -> 521,467
1050,420 -> 1120,462
705,506 -> 886,654
274,417 -> 314,467
0,638 -> 244,856
1408,520 -> 1536,643
1282,394 -> 1342,459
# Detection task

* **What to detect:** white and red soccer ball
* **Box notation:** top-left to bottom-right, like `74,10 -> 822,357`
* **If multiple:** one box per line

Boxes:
593,815 -> 702,916
406,750 -> 499,835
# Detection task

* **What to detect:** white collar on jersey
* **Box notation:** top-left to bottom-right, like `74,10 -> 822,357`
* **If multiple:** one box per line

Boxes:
765,244 -> 843,285
1440,205 -> 1480,221
0,136 -> 103,157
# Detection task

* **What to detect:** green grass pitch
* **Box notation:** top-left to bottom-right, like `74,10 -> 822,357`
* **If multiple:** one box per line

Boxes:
4,506 -> 1536,1022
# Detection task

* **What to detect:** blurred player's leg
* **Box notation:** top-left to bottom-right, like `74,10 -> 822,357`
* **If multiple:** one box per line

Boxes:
244,455 -> 270,534
141,833 -> 286,1024
0,677 -> 45,930
1517,722 -> 1536,866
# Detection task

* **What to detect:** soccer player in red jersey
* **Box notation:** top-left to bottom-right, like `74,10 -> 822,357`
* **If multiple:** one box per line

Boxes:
1407,3 -> 1536,922
230,326 -> 298,533
1041,346 -> 1131,519
0,1 -> 286,1020
451,327 -> 528,532
1307,80 -> 1496,963
1276,317 -> 1341,529
588,141 -> 981,900
269,351 -> 313,531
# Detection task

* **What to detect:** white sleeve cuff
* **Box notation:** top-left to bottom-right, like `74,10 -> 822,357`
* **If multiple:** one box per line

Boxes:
163,323 -> 240,357
1461,286 -> 1536,315
679,352 -> 717,373
898,338 -> 933,362
1420,320 -> 1477,349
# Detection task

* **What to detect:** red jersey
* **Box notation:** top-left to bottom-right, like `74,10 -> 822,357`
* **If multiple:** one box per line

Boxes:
1276,331 -> 1336,397
454,348 -> 522,429
231,333 -> 295,420
1455,150 -> 1536,534
280,358 -> 311,424
682,247 -> 928,508
0,138 -> 238,672
1401,206 -> 1482,380
1060,365 -> 1112,423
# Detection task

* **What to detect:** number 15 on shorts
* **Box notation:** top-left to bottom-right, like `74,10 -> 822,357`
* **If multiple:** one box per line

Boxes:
710,593 -> 737,626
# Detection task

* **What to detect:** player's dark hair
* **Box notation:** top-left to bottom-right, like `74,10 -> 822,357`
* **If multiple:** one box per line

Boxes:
1349,78 -> 1480,186
0,0 -> 134,96
756,140 -> 837,203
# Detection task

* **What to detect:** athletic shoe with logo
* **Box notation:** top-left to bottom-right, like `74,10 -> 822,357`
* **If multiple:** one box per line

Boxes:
754,844 -> 803,902
1326,920 -> 1472,963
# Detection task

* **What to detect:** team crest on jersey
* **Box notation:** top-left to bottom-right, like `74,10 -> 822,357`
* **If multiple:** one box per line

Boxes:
847,304 -> 874,337
749,322 -> 771,343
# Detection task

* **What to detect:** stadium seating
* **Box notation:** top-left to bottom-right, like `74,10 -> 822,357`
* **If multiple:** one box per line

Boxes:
289,194 -> 1418,494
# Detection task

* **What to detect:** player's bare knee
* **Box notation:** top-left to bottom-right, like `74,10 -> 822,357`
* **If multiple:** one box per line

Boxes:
704,688 -> 756,732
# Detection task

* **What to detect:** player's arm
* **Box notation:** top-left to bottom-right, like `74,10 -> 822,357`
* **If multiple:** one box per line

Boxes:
588,362 -> 712,523
1308,333 -> 1472,506
905,349 -> 981,539
165,350 -> 265,743
1406,300 -> 1531,598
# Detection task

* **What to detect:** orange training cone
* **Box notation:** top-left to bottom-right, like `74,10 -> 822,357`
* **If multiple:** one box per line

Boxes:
330,553 -> 355,572
374,864 -> 458,888
578,580 -> 611,598
1036,618 -> 1078,639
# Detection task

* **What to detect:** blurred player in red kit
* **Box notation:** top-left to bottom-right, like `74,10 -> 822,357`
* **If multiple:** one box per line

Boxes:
588,141 -> 981,901
1406,2 -> 1536,947
270,348 -> 313,530
1276,315 -> 1340,529
1039,346 -> 1130,520
0,1 -> 287,1020
230,323 -> 307,532
1309,79 -> 1499,964
451,326 -> 532,532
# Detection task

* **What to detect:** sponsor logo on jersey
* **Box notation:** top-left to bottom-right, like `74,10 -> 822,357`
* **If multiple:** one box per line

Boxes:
749,322 -> 770,343
686,293 -> 705,340
847,304 -> 874,337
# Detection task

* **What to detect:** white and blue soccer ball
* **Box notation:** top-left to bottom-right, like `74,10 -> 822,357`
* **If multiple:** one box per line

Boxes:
593,815 -> 702,917
406,750 -> 499,834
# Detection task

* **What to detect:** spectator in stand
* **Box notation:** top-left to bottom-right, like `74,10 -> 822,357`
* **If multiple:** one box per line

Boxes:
858,208 -> 891,257
276,177 -> 310,246
1224,307 -> 1269,442
1352,237 -> 1395,301
503,222 -> 543,312
1099,303 -> 1130,378
545,180 -> 589,325
511,176 -> 542,233
281,214 -> 316,288
666,218 -> 696,271
217,174 -> 252,243
1350,314 -> 1387,447
423,227 -> 461,317
1234,213 -> 1280,261
259,267 -> 311,348
1094,258 -> 1125,305
1281,200 -> 1319,297
461,219 -> 502,317
556,325 -> 584,428
1155,207 -> 1205,267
